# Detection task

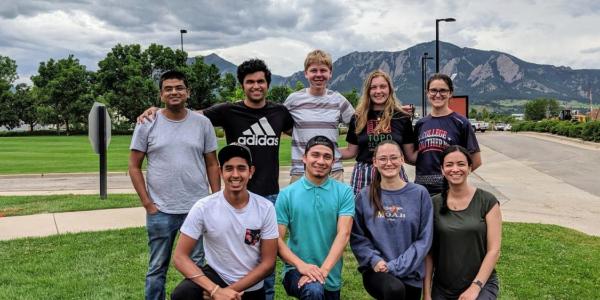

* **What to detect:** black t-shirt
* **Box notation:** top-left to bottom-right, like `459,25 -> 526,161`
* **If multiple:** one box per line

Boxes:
346,110 -> 415,163
203,101 -> 294,196
413,112 -> 480,194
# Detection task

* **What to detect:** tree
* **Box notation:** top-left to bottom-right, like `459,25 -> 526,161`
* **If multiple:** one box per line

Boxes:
96,44 -> 162,123
524,98 -> 560,121
13,83 -> 39,131
294,80 -> 305,91
0,55 -> 18,129
267,85 -> 293,103
469,108 -> 478,119
186,57 -> 221,109
218,73 -> 238,102
31,55 -> 94,134
343,88 -> 360,107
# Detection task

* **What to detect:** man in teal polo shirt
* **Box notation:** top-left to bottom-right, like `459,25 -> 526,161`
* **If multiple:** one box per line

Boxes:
276,135 -> 355,300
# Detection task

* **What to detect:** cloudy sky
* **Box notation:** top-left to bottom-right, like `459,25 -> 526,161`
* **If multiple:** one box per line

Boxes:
2,0 -> 599,84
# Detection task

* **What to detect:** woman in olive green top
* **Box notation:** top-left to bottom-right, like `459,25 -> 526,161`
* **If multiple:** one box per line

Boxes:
423,145 -> 502,300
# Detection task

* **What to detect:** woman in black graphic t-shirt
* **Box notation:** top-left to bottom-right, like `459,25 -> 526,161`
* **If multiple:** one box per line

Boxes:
340,70 -> 417,195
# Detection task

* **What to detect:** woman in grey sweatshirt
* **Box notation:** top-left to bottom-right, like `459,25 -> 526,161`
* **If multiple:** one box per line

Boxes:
350,140 -> 433,300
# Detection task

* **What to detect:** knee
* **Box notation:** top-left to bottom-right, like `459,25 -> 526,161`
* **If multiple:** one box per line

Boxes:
382,283 -> 405,298
301,282 -> 325,298
170,280 -> 201,300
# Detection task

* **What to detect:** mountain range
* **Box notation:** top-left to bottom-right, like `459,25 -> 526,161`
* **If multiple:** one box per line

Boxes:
200,41 -> 599,106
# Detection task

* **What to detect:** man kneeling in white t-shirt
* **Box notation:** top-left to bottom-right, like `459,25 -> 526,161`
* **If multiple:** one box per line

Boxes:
171,143 -> 278,300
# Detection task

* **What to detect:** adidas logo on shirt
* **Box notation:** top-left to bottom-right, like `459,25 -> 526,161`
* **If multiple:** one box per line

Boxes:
237,117 -> 279,146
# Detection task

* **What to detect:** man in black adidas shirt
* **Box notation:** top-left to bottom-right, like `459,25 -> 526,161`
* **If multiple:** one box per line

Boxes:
202,59 -> 294,199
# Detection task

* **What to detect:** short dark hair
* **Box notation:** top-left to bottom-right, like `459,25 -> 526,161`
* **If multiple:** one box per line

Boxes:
218,143 -> 253,168
440,145 -> 473,214
237,59 -> 271,87
304,135 -> 335,155
426,73 -> 454,92
159,70 -> 188,90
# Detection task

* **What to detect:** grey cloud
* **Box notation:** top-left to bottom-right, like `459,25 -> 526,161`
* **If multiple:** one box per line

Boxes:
581,47 -> 600,54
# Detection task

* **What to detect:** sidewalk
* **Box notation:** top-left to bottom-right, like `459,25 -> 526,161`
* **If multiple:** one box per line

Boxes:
1,144 -> 600,240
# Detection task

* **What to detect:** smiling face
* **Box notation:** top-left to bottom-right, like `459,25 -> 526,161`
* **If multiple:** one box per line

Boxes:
221,157 -> 254,193
427,79 -> 452,110
369,76 -> 390,110
160,78 -> 189,109
373,143 -> 404,179
302,144 -> 334,180
442,150 -> 471,186
304,63 -> 332,91
242,71 -> 268,105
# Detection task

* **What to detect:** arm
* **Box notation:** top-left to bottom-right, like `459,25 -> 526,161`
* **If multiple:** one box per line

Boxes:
319,216 -> 353,278
349,194 -> 384,270
339,143 -> 358,160
128,150 -> 157,214
277,224 -> 326,283
173,234 -> 242,300
228,238 -> 277,292
203,151 -> 220,193
137,107 -> 204,123
402,143 -> 418,165
386,192 -> 433,277
471,152 -> 482,171
458,203 -> 502,300
423,254 -> 433,300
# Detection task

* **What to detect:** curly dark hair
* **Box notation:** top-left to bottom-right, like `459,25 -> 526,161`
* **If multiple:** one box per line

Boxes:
236,58 -> 272,87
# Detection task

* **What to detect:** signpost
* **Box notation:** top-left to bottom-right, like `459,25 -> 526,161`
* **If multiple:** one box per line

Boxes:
88,102 -> 111,199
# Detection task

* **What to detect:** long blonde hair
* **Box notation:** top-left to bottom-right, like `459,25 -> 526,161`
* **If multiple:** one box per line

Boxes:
354,70 -> 405,134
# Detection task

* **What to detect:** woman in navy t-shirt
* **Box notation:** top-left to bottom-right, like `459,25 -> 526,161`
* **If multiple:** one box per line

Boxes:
414,74 -> 482,195
340,70 -> 416,195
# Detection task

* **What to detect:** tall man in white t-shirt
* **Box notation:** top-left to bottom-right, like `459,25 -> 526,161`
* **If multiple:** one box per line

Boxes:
171,143 -> 278,300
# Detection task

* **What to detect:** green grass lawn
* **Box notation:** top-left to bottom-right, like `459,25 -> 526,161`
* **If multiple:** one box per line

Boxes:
0,223 -> 598,299
0,135 -> 348,174
0,194 -> 140,217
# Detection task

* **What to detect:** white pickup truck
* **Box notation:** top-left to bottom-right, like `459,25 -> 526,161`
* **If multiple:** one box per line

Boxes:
468,119 -> 489,133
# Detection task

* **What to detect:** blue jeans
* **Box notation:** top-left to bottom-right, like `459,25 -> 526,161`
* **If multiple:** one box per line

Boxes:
283,269 -> 340,300
263,194 -> 278,300
145,211 -> 204,300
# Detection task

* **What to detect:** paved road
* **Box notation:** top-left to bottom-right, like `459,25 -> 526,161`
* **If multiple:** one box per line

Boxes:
478,132 -> 600,197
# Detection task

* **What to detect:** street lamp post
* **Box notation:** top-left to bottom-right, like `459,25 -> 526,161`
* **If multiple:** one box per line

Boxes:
435,18 -> 456,73
421,52 -> 434,117
180,29 -> 187,52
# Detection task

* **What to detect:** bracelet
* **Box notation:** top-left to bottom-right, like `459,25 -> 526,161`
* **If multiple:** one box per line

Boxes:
210,285 -> 220,298
187,273 -> 206,280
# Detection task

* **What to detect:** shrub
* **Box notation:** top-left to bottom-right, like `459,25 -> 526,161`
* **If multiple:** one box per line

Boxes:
214,127 -> 225,138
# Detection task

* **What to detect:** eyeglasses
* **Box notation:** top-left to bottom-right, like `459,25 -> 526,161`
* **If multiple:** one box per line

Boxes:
162,86 -> 187,93
427,89 -> 450,96
375,156 -> 401,164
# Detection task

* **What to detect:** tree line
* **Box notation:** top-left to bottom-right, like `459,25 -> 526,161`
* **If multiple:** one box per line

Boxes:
1,44 -> 360,134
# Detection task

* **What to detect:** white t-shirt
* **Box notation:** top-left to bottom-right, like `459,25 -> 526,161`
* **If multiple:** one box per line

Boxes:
180,191 -> 278,291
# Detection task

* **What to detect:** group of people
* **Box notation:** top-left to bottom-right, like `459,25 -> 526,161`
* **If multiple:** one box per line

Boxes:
129,49 -> 502,300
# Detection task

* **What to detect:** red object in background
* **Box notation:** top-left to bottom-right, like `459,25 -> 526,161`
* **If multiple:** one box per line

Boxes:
450,95 -> 469,117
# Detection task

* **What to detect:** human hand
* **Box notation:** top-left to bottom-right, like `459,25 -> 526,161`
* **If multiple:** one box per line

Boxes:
137,107 -> 159,123
373,260 -> 388,273
297,263 -> 325,284
212,286 -> 243,300
458,284 -> 480,300
298,275 -> 314,288
144,202 -> 159,215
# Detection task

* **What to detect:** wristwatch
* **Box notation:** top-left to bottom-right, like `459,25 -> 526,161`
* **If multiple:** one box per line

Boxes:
472,279 -> 484,289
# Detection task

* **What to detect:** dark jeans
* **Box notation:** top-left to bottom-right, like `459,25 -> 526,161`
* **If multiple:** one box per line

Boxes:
145,211 -> 204,300
361,269 -> 422,300
171,265 -> 265,300
262,194 -> 278,300
282,269 -> 340,300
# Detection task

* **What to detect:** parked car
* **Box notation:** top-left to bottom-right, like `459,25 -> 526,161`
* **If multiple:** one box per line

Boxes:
493,123 -> 512,131
468,118 -> 489,132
